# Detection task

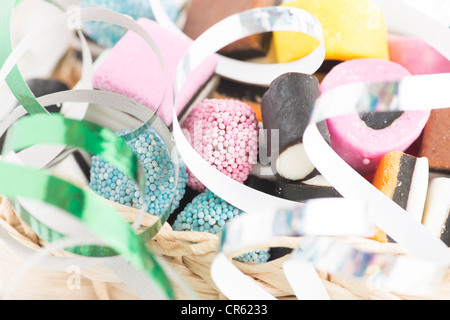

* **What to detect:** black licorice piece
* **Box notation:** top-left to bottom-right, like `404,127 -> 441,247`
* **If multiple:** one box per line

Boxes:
360,111 -> 404,130
261,72 -> 321,181
268,247 -> 293,261
245,174 -> 342,202
244,175 -> 276,195
274,178 -> 342,202
372,151 -> 428,221
0,78 -> 69,151
371,151 -> 429,243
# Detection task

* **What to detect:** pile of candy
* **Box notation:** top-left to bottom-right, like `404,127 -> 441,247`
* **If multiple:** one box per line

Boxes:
81,0 -> 450,267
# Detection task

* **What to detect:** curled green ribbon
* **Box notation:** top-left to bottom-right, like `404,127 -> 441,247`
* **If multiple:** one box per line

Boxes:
3,114 -> 142,187
2,113 -> 150,257
0,0 -> 47,115
0,0 -> 181,300
0,160 -> 174,299
0,94 -> 176,298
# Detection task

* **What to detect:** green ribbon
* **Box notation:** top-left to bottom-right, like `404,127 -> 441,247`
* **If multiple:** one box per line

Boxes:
0,0 -> 178,299
3,114 -> 141,186
0,114 -> 177,297
14,203 -> 117,257
0,0 -> 47,115
2,112 -> 177,249
2,113 -> 149,257
0,161 -> 174,299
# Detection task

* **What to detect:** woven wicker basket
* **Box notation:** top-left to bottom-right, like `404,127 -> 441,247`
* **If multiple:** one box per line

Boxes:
1,196 -> 449,300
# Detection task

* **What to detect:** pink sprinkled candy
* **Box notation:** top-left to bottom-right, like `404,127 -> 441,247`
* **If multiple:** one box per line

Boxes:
182,99 -> 259,192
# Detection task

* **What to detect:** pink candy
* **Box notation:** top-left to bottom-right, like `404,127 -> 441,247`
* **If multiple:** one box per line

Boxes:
322,58 -> 431,176
388,34 -> 450,75
182,99 -> 259,192
92,18 -> 218,126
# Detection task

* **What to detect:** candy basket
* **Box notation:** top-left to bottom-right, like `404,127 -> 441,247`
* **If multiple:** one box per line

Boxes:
1,0 -> 450,300
2,195 -> 450,300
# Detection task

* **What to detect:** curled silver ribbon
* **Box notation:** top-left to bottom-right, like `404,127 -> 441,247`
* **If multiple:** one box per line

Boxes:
292,237 -> 447,297
152,0 -> 326,86
172,6 -> 326,217
0,4 -> 188,300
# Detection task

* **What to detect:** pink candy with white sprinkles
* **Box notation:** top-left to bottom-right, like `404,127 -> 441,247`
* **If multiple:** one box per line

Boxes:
182,99 -> 259,192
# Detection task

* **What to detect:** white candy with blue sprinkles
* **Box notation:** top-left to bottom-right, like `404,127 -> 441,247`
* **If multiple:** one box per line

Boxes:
80,0 -> 182,48
89,127 -> 188,216
173,190 -> 270,263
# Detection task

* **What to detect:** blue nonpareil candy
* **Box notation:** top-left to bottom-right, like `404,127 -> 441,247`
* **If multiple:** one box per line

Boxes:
90,127 -> 188,217
80,0 -> 183,48
173,190 -> 270,263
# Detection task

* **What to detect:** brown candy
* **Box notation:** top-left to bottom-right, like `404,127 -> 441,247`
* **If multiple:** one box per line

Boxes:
419,108 -> 450,172
183,0 -> 281,60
